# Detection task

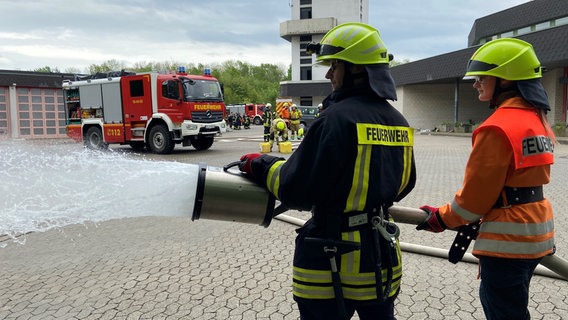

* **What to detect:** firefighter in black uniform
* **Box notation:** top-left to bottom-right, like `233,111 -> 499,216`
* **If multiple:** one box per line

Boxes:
243,114 -> 251,129
239,22 -> 416,320
262,103 -> 273,142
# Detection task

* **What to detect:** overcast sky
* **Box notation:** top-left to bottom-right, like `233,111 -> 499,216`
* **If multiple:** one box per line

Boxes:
0,0 -> 531,73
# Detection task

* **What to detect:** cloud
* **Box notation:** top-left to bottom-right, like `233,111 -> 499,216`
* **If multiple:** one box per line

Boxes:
0,0 -> 531,71
370,0 -> 531,61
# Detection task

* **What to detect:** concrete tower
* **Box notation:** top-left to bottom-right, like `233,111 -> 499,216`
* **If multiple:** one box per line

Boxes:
279,0 -> 369,106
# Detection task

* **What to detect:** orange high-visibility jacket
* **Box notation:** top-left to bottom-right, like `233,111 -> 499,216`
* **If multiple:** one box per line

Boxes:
439,97 -> 555,259
280,107 -> 290,120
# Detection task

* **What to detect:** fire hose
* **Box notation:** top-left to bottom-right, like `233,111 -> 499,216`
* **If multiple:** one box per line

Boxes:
189,164 -> 567,281
274,205 -> 568,281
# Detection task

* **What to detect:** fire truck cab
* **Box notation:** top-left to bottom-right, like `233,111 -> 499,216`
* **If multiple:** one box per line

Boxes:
63,68 -> 227,154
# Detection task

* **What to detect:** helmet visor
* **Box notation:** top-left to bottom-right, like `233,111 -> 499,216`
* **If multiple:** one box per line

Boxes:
467,60 -> 498,73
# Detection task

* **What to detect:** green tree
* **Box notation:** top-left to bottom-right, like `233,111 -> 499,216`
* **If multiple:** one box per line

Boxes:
33,66 -> 60,73
215,60 -> 287,105
64,67 -> 82,74
88,59 -> 127,74
44,59 -> 289,105
390,58 -> 411,67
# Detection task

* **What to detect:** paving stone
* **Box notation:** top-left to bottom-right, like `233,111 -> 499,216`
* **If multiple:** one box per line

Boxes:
1,132 -> 567,319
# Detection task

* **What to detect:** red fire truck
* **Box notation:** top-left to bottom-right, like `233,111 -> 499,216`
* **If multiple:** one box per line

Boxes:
63,67 -> 227,154
226,103 -> 266,125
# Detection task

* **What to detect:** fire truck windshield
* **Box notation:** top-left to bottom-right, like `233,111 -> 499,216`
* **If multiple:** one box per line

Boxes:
183,79 -> 223,102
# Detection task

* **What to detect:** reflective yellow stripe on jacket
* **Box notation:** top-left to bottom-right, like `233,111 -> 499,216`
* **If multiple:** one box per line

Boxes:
266,160 -> 285,197
351,123 -> 414,208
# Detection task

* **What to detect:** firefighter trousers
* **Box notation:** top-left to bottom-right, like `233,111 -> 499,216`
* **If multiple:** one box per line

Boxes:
479,256 -> 541,320
296,298 -> 395,320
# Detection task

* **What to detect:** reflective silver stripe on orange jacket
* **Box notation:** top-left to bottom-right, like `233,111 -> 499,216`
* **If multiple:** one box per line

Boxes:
474,237 -> 555,255
451,199 -> 482,222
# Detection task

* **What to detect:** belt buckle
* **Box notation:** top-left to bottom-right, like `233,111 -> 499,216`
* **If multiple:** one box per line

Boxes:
348,213 -> 368,227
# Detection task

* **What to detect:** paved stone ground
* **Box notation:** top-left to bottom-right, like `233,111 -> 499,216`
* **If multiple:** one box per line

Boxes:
1,127 -> 567,319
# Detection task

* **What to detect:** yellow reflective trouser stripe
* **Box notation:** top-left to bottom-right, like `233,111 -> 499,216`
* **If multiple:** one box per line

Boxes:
266,160 -> 285,198
397,145 -> 413,196
293,266 -> 402,300
345,145 -> 371,212
341,231 -> 361,273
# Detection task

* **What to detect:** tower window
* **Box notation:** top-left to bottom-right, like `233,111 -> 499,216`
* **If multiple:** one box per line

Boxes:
300,7 -> 312,19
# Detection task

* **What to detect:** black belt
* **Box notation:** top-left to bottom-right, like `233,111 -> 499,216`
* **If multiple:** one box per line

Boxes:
493,186 -> 544,208
340,211 -> 377,231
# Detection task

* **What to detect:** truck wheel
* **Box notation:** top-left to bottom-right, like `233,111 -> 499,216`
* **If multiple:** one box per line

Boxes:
147,125 -> 175,154
253,117 -> 262,125
84,126 -> 108,150
190,135 -> 214,151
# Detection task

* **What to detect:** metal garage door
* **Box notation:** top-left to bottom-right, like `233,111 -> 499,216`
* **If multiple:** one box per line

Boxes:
0,87 -> 8,137
16,87 -> 67,138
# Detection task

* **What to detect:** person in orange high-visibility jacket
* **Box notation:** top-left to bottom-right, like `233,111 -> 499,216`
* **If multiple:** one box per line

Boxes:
279,103 -> 291,123
238,23 -> 416,320
416,38 -> 555,320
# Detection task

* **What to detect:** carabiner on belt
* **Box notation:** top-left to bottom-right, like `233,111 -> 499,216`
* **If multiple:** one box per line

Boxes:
371,208 -> 400,301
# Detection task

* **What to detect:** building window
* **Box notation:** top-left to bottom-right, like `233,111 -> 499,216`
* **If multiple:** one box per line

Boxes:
534,21 -> 550,31
300,96 -> 313,106
299,35 -> 313,63
300,7 -> 312,19
516,26 -> 531,36
300,0 -> 312,5
554,16 -> 568,27
301,67 -> 312,80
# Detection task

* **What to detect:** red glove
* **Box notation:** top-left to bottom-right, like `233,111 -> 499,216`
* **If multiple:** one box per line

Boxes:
238,153 -> 262,176
416,205 -> 447,233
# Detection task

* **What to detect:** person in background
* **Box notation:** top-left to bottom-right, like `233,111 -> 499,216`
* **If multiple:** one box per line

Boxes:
262,103 -> 273,142
226,113 -> 234,132
316,103 -> 323,118
243,114 -> 251,129
416,38 -> 555,320
269,113 -> 289,151
233,112 -> 242,130
280,102 -> 291,124
238,22 -> 416,320
289,104 -> 303,140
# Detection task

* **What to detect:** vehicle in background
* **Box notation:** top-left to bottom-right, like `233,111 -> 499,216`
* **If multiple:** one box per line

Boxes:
63,67 -> 227,154
298,106 -> 319,130
226,103 -> 266,125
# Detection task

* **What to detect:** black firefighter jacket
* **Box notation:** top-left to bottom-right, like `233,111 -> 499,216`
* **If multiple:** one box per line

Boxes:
250,85 -> 417,302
